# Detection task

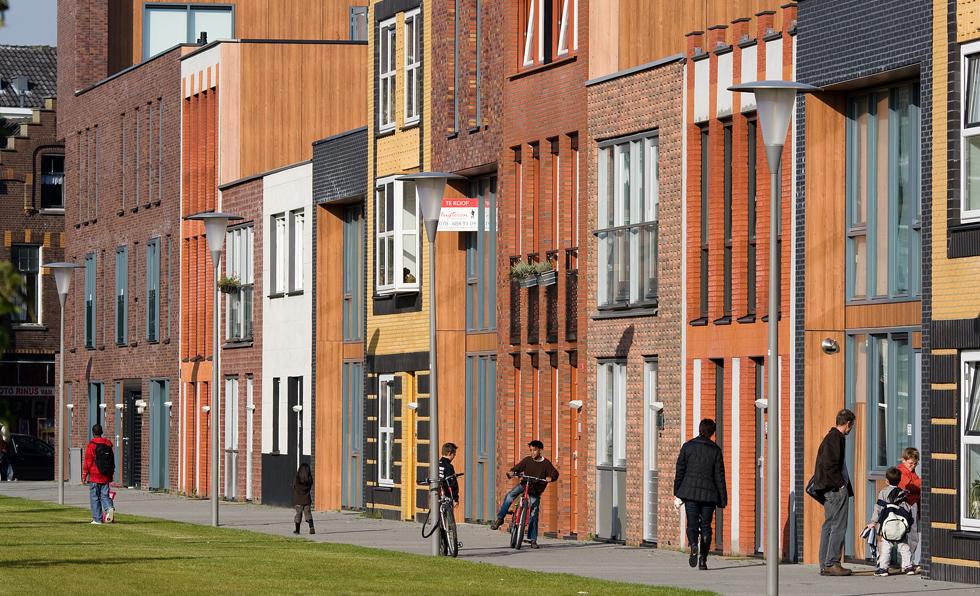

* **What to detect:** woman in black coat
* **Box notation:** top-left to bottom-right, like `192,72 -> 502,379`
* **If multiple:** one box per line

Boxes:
674,418 -> 728,570
292,463 -> 315,535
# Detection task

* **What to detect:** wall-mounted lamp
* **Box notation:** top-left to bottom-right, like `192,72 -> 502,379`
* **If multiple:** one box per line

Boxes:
245,404 -> 256,412
163,401 -> 173,418
407,402 -> 419,411
65,403 -> 75,414
821,338 -> 840,354
755,398 -> 768,411
134,399 -> 147,415
202,405 -> 211,414
291,405 -> 303,413
99,403 -> 108,410
568,399 -> 583,410
114,403 -> 124,410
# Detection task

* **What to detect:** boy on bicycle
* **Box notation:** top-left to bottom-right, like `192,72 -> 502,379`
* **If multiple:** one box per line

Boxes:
438,442 -> 460,505
489,439 -> 559,549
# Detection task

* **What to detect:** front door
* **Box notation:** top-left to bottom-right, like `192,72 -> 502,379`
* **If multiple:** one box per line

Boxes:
643,360 -> 660,543
341,362 -> 363,509
148,380 -> 170,490
122,384 -> 142,488
596,361 -> 626,541
224,377 -> 239,499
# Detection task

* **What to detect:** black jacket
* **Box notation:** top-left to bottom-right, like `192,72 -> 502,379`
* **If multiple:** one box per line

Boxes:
438,457 -> 459,503
292,475 -> 312,507
674,435 -> 728,507
813,427 -> 852,495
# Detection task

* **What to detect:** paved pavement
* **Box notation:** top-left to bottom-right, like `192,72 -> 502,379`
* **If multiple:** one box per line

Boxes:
1,481 -> 977,596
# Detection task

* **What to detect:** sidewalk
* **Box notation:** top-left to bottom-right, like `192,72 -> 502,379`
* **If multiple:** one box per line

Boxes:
1,482 -> 976,596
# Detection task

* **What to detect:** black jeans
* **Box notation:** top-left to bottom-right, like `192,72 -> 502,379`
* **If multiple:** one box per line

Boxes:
684,501 -> 716,549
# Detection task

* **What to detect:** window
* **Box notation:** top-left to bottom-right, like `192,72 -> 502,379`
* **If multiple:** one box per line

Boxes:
596,133 -> 659,309
84,253 -> 96,348
10,245 -> 40,324
272,377 -> 280,453
289,209 -> 304,292
378,374 -> 395,486
699,126 -> 709,319
225,225 -> 253,341
115,246 -> 128,346
375,178 -> 420,294
519,0 -> 576,68
404,9 -> 421,125
146,238 -> 160,342
142,4 -> 233,60
746,120 -> 757,317
845,83 -> 921,301
596,361 -> 626,467
343,206 -> 364,340
40,155 -> 64,209
378,18 -> 396,131
466,176 -> 498,331
349,6 -> 368,41
962,43 -> 980,222
723,123 -> 733,319
847,333 -> 914,473
271,214 -> 286,295
961,351 -> 980,530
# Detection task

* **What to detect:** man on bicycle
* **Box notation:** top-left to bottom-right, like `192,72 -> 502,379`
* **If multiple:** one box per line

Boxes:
489,439 -> 559,549
438,442 -> 460,505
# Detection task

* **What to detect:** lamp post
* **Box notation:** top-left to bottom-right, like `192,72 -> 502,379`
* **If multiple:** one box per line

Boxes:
45,262 -> 82,505
185,211 -> 242,527
729,80 -> 816,596
396,171 -> 462,556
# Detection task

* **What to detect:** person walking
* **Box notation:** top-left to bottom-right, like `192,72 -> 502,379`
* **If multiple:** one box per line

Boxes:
292,463 -> 315,535
674,418 -> 728,570
0,424 -> 12,481
897,447 -> 922,571
83,423 -> 115,524
866,466 -> 915,576
813,408 -> 856,576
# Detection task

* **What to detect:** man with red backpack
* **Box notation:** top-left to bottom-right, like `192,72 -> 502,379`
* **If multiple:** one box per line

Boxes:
83,423 -> 115,524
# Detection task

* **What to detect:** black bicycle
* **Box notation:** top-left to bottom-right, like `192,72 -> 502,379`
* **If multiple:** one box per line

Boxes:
421,472 -> 463,557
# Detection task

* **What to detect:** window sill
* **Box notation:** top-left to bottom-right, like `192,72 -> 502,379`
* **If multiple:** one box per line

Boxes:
401,119 -> 419,130
508,54 -> 577,81
950,530 -> 980,540
39,208 -> 65,215
737,314 -> 756,324
446,131 -> 459,140
374,288 -> 420,299
845,297 -> 920,306
222,339 -> 254,349
591,305 -> 658,320
146,339 -> 159,345
11,323 -> 46,331
468,125 -> 485,135
713,316 -> 732,325
377,481 -> 394,489
377,126 -> 396,138
286,290 -> 304,297
761,314 -> 783,322
268,292 -> 285,299
690,317 -> 708,327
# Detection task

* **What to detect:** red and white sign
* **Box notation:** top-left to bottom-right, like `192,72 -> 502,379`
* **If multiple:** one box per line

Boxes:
438,198 -> 492,232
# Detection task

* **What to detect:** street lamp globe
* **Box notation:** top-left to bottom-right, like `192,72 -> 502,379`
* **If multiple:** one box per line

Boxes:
396,171 -> 464,241
185,211 -> 244,259
729,80 -> 818,168
44,262 -> 83,300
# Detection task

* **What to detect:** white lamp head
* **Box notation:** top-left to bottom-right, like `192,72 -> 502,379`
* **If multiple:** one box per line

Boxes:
202,405 -> 211,414
291,404 -> 303,413
65,403 -> 74,410
729,80 -> 818,168
43,262 -> 83,298
568,399 -> 583,410
395,171 -> 464,241
114,403 -> 124,410
184,211 -> 243,260
99,403 -> 108,410
407,402 -> 419,411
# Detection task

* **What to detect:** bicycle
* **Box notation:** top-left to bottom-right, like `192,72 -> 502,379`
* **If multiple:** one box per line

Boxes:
420,471 -> 463,557
506,473 -> 550,550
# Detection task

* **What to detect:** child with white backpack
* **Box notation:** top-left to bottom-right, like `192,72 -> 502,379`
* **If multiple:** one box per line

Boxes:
865,466 -> 914,576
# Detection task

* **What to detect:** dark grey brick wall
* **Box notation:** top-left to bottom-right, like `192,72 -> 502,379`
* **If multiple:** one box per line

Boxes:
795,0 -> 933,566
312,127 -> 368,204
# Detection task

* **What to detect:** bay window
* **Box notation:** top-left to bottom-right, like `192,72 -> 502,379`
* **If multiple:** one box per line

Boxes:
376,177 -> 420,294
595,133 -> 659,309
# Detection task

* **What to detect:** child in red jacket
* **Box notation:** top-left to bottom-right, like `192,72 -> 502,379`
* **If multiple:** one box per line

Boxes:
898,447 -> 921,571
83,423 -> 115,524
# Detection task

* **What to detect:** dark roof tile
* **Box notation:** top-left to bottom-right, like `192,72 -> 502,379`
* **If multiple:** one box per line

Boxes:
0,45 -> 57,108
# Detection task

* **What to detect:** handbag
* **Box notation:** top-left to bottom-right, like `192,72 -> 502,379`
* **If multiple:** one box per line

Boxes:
806,475 -> 826,504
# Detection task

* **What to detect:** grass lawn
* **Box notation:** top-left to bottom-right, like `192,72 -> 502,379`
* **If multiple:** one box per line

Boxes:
0,496 -> 714,596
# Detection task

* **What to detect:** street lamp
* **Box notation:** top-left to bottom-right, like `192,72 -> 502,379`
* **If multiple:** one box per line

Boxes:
44,261 -> 82,505
185,211 -> 242,527
396,171 -> 462,556
729,80 -> 816,596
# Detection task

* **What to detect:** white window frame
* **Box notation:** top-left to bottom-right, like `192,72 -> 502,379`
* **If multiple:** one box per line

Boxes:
225,225 -> 253,340
375,177 -> 420,295
961,41 -> 980,223
403,8 -> 421,126
271,213 -> 287,294
11,245 -> 41,324
378,18 -> 396,132
556,0 -> 573,56
961,350 -> 980,530
522,0 -> 536,67
289,209 -> 304,293
378,374 -> 395,487
596,361 -> 626,468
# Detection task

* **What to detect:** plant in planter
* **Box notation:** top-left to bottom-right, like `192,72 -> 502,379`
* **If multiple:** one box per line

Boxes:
970,477 -> 980,519
534,261 -> 557,286
510,261 -> 538,288
218,275 -> 241,294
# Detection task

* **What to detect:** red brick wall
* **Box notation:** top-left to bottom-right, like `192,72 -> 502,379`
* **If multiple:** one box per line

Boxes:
497,0 -> 590,539
585,59 -> 686,547
61,49 -> 182,491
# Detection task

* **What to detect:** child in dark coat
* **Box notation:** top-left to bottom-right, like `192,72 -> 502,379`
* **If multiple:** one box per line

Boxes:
293,463 -> 314,535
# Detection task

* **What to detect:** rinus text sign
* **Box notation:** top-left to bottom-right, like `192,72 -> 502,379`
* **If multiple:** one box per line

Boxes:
438,198 -> 491,231
0,386 -> 55,398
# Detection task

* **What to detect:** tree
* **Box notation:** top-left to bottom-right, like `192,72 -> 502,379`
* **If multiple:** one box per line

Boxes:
0,2 -> 8,28
0,261 -> 25,354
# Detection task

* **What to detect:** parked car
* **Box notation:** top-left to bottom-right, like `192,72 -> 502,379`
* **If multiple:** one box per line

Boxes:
7,434 -> 54,480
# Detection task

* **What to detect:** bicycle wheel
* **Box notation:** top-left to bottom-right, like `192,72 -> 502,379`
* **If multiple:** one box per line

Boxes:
508,509 -> 520,548
443,504 -> 459,558
514,499 -> 529,550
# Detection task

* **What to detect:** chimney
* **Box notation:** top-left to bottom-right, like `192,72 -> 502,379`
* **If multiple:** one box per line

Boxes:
197,31 -> 208,45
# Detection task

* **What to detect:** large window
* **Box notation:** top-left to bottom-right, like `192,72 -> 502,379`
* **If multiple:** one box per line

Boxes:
961,43 -> 980,222
225,225 -> 253,341
115,246 -> 128,346
271,214 -> 286,295
343,206 -> 364,341
961,351 -> 980,530
466,176 -> 497,331
746,120 -> 757,317
519,0 -> 576,68
378,18 -> 396,132
596,361 -> 626,468
84,253 -> 96,348
722,123 -> 733,320
146,238 -> 160,342
848,333 -> 914,473
40,155 -> 64,209
11,245 -> 40,324
699,126 -> 709,320
404,8 -> 421,126
142,4 -> 233,60
595,133 -> 659,309
845,83 -> 920,301
375,178 -> 419,294
377,374 -> 395,486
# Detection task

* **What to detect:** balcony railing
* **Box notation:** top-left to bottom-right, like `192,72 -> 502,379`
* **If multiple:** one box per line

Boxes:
595,222 -> 658,309
509,256 -> 521,345
565,248 -> 578,342
546,250 -> 559,343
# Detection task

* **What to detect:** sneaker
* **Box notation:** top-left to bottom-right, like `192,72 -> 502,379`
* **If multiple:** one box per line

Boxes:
528,540 -> 539,549
902,566 -> 916,575
489,518 -> 503,530
689,546 -> 699,568
105,508 -> 115,524
90,520 -> 103,525
874,568 -> 889,577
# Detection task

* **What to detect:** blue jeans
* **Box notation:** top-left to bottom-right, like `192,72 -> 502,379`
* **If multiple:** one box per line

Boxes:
497,483 -> 541,541
89,483 -> 112,522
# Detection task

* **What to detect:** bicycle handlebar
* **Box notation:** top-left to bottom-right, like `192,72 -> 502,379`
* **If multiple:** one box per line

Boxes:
419,472 -> 464,486
512,472 -> 551,483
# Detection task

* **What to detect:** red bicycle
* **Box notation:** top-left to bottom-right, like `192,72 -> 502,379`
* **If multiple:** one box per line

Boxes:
507,473 -> 550,550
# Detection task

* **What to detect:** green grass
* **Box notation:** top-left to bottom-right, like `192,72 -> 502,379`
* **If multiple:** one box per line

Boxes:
0,496 -> 713,596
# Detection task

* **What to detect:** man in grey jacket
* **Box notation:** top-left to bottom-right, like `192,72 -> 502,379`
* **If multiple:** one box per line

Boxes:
813,409 -> 856,576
